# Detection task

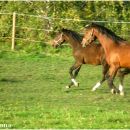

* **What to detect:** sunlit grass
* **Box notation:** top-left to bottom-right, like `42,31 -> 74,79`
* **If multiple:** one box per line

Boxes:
0,51 -> 130,128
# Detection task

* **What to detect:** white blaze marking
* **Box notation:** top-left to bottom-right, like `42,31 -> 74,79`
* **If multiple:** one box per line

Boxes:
92,82 -> 101,91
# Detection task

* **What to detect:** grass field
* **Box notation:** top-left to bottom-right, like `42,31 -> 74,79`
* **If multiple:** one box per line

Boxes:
0,50 -> 130,129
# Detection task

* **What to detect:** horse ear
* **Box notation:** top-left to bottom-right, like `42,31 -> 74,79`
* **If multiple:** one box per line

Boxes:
91,29 -> 94,36
91,22 -> 99,27
85,22 -> 96,29
85,23 -> 93,28
61,28 -> 66,32
85,24 -> 89,28
53,26 -> 60,33
61,28 -> 64,31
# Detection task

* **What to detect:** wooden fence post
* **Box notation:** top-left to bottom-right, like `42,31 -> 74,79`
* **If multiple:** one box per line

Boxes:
11,12 -> 16,51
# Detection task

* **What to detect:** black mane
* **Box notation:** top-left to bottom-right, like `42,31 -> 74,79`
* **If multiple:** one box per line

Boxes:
61,28 -> 83,43
86,23 -> 126,43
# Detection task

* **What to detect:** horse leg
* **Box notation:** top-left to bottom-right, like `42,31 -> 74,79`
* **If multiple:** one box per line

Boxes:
117,68 -> 130,96
118,72 -> 125,96
73,65 -> 81,79
65,65 -> 75,89
71,63 -> 81,87
66,62 -> 81,88
70,65 -> 81,87
92,61 -> 109,91
107,66 -> 120,94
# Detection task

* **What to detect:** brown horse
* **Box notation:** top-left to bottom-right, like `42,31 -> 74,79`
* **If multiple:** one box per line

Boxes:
81,23 -> 130,95
51,28 -> 128,93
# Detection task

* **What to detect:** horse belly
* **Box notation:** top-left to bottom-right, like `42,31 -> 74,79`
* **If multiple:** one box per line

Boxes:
120,61 -> 130,68
119,53 -> 130,68
83,48 -> 102,65
84,57 -> 101,65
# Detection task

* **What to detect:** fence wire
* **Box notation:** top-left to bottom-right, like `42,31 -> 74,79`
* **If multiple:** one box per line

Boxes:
0,12 -> 130,48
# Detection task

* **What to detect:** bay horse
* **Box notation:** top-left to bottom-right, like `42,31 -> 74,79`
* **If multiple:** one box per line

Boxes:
51,28 -> 128,93
81,23 -> 130,95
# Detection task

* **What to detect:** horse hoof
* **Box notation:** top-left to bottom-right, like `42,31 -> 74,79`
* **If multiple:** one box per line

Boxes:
111,88 -> 120,94
111,89 -> 115,94
74,82 -> 79,87
91,88 -> 96,91
65,86 -> 70,89
76,82 -> 79,87
63,86 -> 70,92
116,89 -> 120,94
120,91 -> 125,96
71,79 -> 79,87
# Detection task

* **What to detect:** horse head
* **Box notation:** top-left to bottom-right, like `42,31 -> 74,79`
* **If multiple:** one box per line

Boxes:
81,23 -> 96,48
51,29 -> 67,48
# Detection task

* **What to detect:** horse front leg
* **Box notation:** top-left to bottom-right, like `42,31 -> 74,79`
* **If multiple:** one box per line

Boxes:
107,65 -> 120,94
92,61 -> 109,91
70,63 -> 82,87
66,62 -> 81,89
65,65 -> 74,89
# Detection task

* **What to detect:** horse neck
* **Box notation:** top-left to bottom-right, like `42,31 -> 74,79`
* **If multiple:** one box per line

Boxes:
94,30 -> 117,54
64,34 -> 81,49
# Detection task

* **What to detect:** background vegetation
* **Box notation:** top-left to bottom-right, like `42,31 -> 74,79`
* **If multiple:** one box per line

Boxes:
0,51 -> 130,128
1,1 -> 130,129
0,1 -> 130,52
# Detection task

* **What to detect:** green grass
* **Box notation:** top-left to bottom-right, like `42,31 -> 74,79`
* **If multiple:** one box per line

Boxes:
0,50 -> 130,129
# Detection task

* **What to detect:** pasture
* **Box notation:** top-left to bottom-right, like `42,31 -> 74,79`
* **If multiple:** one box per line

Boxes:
0,50 -> 130,129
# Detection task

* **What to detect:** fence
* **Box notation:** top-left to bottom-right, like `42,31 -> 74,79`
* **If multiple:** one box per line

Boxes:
0,12 -> 55,51
0,12 -> 130,51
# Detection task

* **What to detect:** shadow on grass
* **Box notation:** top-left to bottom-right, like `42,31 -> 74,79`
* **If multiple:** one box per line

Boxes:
63,87 -> 87,93
0,78 -> 23,83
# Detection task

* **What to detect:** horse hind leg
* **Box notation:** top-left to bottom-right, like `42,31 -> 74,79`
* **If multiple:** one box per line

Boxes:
117,68 -> 130,96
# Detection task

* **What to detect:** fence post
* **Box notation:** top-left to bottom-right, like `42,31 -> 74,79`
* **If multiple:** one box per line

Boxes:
11,12 -> 16,51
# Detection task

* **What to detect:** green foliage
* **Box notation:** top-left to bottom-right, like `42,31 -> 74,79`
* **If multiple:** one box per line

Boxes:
0,1 -> 130,52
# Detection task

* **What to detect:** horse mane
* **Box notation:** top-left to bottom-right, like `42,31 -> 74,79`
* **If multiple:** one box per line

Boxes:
61,28 -> 83,43
86,23 -> 127,43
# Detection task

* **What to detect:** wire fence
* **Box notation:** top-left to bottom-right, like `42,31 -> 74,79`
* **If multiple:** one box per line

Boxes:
0,12 -> 130,50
